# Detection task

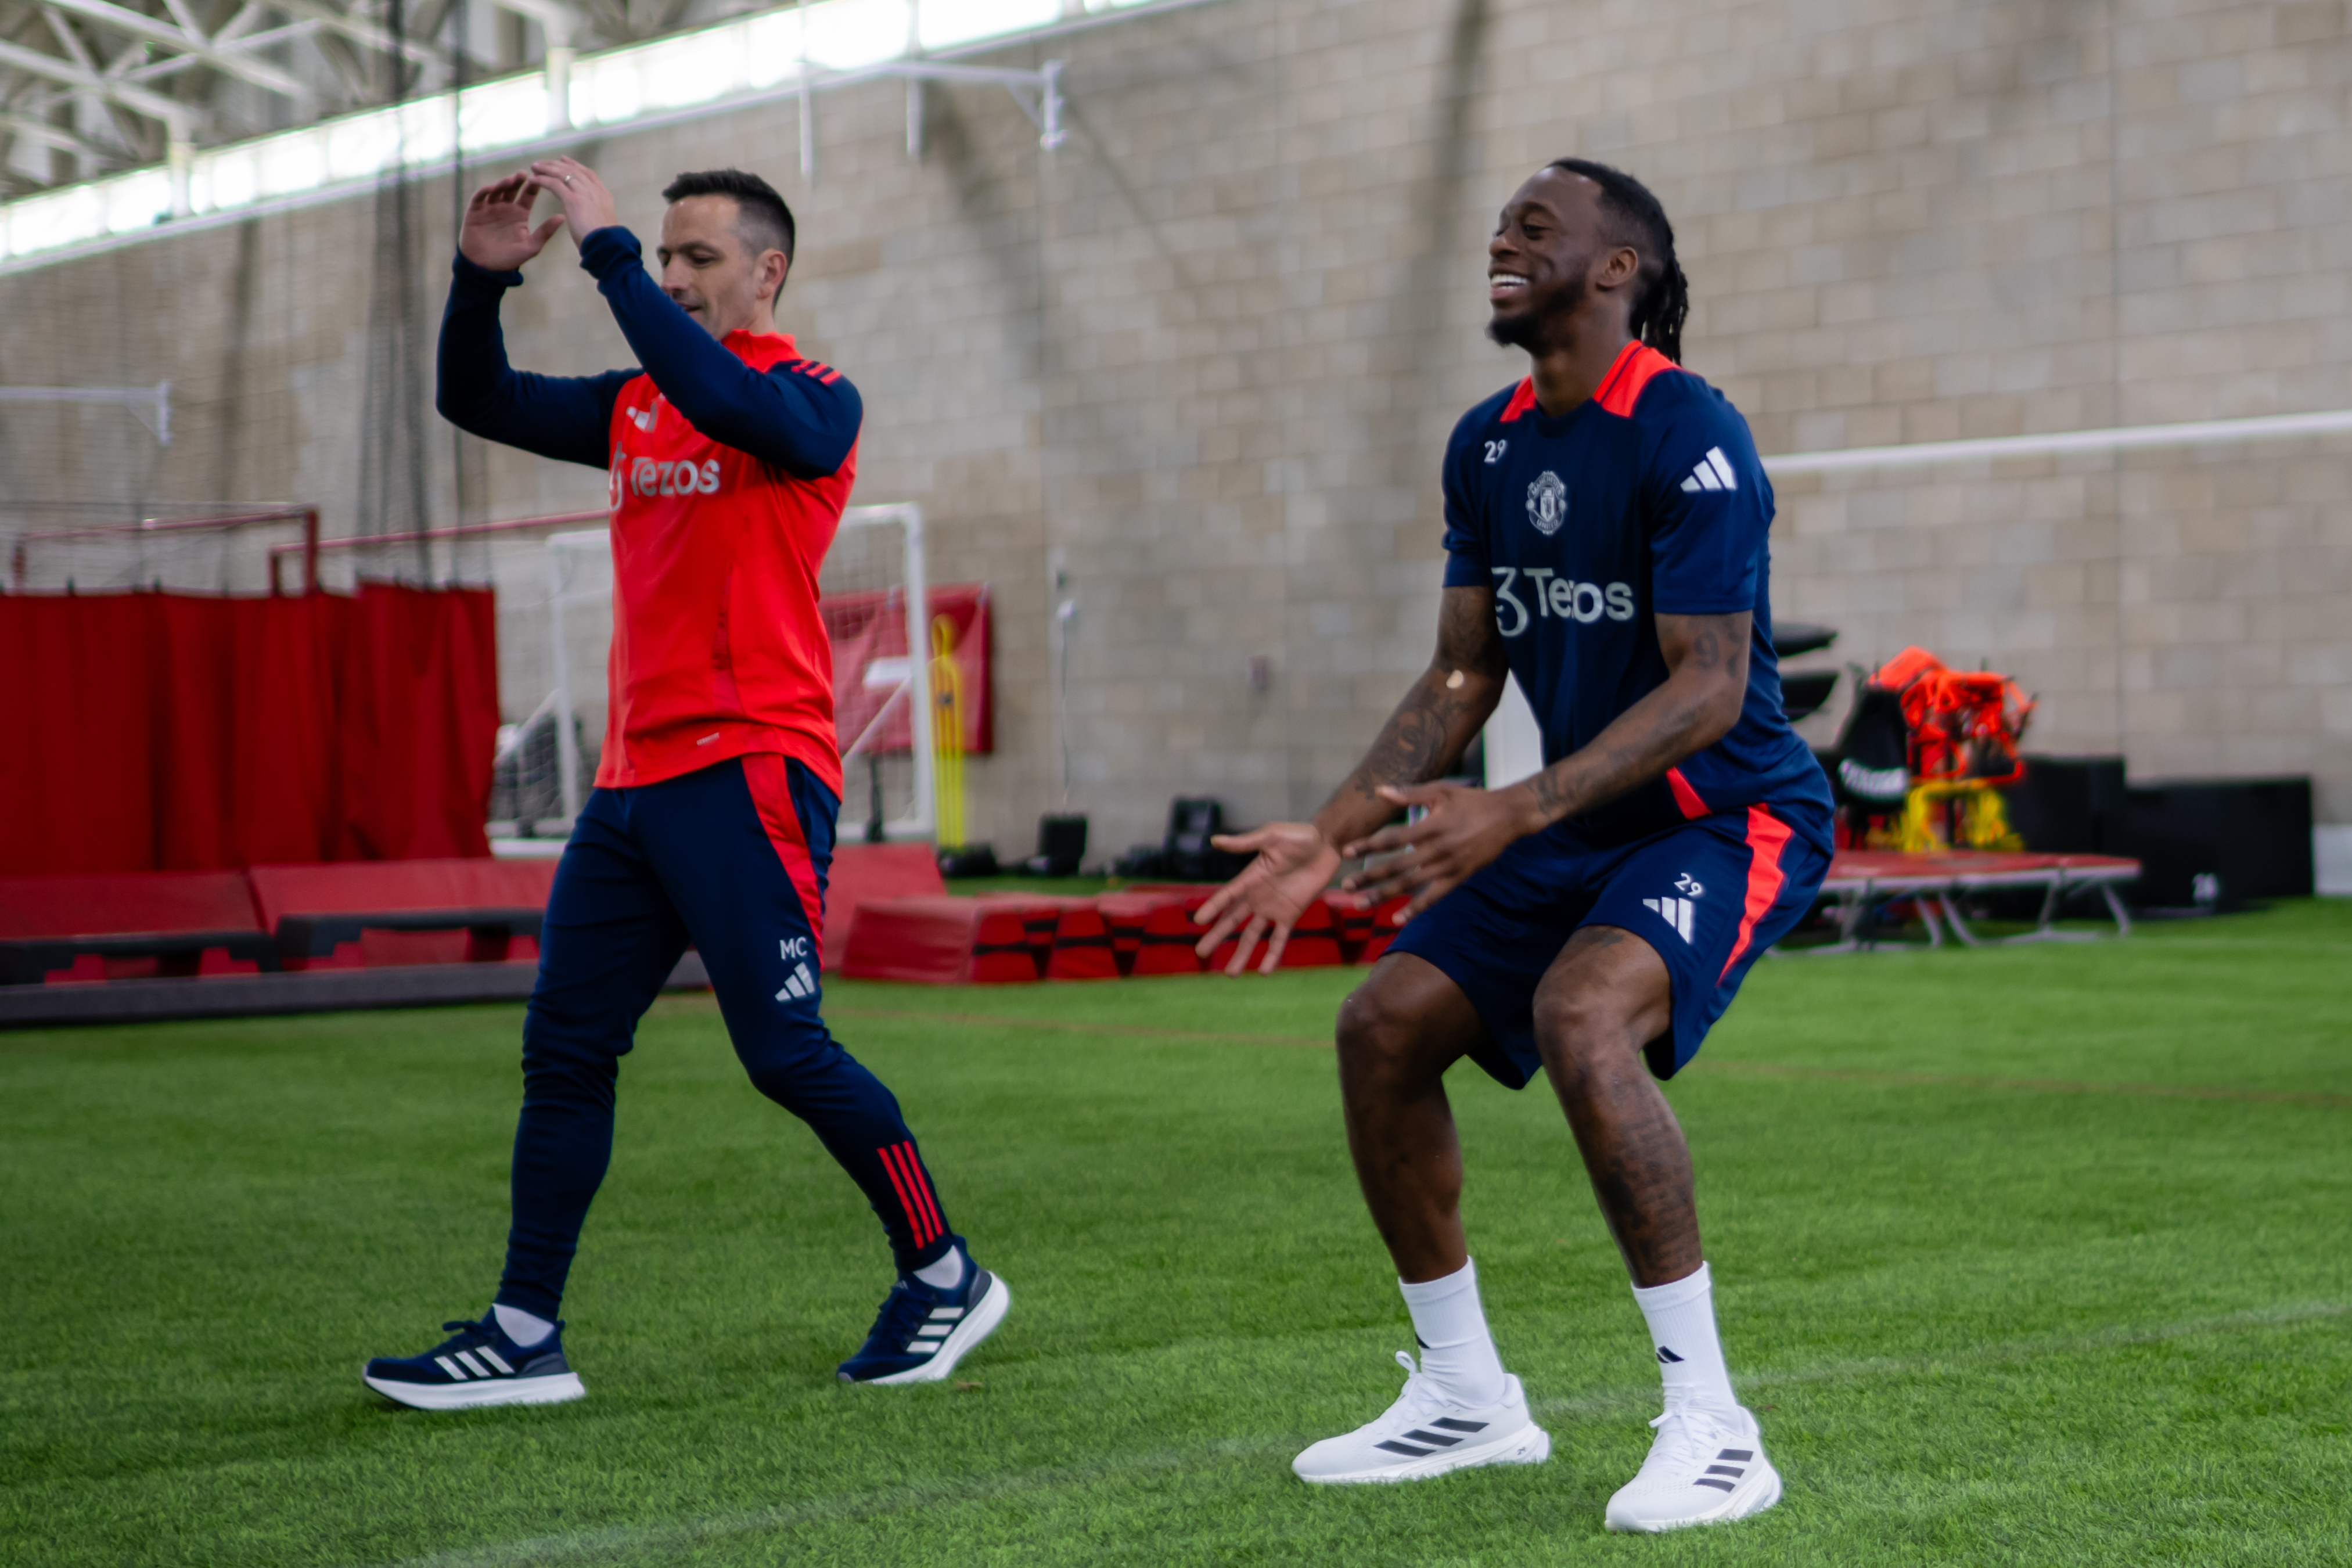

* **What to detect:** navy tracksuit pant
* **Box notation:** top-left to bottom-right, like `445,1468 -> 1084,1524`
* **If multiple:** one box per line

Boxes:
495,754 -> 954,1319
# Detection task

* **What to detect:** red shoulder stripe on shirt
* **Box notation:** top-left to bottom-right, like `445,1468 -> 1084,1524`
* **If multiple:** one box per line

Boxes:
1594,341 -> 1681,417
1499,377 -> 1540,422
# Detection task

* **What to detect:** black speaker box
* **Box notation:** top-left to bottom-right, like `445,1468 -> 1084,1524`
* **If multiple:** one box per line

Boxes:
2006,756 -> 2128,854
2120,778 -> 2313,909
1026,814 -> 1089,876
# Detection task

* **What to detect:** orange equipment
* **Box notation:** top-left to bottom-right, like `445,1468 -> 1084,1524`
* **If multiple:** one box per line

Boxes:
1873,646 -> 2036,789
1856,648 -> 2037,852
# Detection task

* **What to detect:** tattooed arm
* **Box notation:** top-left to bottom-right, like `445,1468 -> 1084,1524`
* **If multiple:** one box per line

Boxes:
1512,609 -> 1749,831
1344,610 -> 1752,918
1314,585 -> 1511,846
1192,585 -> 1509,973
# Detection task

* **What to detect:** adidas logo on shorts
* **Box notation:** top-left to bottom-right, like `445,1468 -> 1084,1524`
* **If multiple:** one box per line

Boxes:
776,961 -> 817,1001
1643,896 -> 1697,944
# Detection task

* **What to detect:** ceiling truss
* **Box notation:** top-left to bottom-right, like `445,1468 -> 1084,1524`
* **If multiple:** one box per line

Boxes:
0,0 -> 606,193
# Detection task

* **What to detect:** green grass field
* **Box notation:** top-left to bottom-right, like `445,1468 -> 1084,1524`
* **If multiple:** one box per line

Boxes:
5,903 -> 2349,1566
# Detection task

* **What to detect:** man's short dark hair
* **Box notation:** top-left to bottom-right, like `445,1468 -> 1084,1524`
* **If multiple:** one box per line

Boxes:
1546,157 -> 1689,364
662,168 -> 796,264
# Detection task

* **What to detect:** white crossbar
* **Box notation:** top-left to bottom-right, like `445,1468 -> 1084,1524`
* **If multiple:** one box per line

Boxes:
1764,408 -> 2352,476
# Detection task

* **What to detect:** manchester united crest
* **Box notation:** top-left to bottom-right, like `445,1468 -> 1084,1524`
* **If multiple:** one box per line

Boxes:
1526,470 -> 1567,536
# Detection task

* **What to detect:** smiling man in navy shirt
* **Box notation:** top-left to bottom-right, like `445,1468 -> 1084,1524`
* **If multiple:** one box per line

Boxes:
1196,159 -> 1831,1531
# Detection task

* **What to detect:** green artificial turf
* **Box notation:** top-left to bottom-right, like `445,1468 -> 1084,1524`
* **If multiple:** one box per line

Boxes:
3,902 -> 2348,1566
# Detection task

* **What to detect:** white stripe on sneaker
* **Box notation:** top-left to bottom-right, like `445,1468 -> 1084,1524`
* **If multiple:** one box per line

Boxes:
436,1355 -> 468,1379
454,1351 -> 491,1378
477,1347 -> 515,1375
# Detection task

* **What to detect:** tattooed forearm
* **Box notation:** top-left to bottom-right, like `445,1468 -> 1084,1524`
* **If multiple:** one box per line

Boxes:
1511,609 -> 1751,831
1348,681 -> 1462,799
1313,585 -> 1509,847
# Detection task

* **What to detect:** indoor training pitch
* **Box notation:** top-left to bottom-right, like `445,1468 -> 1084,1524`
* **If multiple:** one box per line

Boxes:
4,901 -> 2347,1566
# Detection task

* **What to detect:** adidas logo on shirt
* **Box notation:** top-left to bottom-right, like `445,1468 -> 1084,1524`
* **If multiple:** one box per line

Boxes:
776,961 -> 817,1002
1678,447 -> 1739,494
1643,896 -> 1697,944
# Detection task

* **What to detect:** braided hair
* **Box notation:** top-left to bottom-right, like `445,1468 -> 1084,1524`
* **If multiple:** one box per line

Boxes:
1547,158 -> 1689,364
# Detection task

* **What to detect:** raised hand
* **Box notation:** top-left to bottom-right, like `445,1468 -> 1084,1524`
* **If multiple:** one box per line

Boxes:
459,172 -> 566,272
527,156 -> 621,243
1341,781 -> 1540,924
1192,822 -> 1343,977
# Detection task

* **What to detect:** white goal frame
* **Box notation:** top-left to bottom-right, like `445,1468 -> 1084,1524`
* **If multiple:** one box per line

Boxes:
541,502 -> 933,841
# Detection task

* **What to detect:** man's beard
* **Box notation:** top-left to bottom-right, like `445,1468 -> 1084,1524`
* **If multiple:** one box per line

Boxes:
1486,269 -> 1587,350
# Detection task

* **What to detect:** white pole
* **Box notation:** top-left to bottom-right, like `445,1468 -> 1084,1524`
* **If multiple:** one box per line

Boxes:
1482,674 -> 1544,790
899,504 -> 936,841
1763,407 -> 2352,476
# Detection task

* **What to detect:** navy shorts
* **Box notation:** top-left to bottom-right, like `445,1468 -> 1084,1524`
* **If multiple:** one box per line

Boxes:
1386,801 -> 1831,1087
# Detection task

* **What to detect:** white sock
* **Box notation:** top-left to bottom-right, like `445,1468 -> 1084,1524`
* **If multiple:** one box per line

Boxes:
492,1303 -> 555,1347
1631,1261 -> 1738,1412
1398,1258 -> 1508,1408
912,1246 -> 966,1289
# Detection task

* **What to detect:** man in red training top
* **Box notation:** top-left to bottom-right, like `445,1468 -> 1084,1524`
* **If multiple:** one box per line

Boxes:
362,160 -> 1006,1409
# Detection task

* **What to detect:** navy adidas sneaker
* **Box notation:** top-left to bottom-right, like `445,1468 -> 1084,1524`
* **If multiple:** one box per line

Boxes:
837,1243 -> 1010,1385
363,1315 -> 586,1411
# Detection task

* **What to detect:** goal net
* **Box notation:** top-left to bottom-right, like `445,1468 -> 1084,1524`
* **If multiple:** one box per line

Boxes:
2,503 -> 319,595
493,503 -> 936,845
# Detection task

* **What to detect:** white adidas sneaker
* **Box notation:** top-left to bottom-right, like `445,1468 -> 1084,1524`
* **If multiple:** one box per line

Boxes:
1603,1402 -> 1782,1533
1292,1351 -> 1552,1485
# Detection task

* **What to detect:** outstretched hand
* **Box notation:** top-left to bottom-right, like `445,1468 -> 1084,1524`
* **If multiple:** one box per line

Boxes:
1191,822 -> 1343,976
458,172 -> 566,272
527,156 -> 621,243
1341,781 -> 1540,923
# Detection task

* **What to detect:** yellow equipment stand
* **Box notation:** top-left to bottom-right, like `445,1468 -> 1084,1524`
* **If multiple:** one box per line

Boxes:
930,614 -> 965,850
1881,778 -> 2023,853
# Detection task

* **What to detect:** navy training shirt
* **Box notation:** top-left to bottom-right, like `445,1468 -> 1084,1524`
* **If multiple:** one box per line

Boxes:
1441,343 -> 1832,850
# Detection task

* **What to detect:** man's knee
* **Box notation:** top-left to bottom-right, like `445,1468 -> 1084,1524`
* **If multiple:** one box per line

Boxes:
1336,969 -> 1461,1093
1532,959 -> 1666,1083
521,996 -> 629,1091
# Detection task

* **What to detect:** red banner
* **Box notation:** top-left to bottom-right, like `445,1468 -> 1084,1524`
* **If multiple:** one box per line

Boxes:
825,584 -> 992,758
0,584 -> 498,874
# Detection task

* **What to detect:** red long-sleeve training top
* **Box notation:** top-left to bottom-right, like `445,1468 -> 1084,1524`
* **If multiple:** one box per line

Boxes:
437,226 -> 863,800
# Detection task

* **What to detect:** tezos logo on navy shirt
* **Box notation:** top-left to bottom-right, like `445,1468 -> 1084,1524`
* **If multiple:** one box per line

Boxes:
1491,566 -> 1634,636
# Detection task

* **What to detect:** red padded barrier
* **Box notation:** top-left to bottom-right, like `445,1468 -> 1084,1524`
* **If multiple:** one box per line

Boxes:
1273,896 -> 1344,969
0,871 -> 262,941
249,858 -> 559,970
1045,902 -> 1119,980
1352,897 -> 1414,966
248,859 -> 558,925
1097,894 -> 1157,974
0,869 -> 272,983
1127,890 -> 1213,975
821,843 -> 947,971
840,896 -> 1042,984
984,896 -> 1067,974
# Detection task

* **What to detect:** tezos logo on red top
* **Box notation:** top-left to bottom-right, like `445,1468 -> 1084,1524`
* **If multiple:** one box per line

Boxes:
610,455 -> 723,501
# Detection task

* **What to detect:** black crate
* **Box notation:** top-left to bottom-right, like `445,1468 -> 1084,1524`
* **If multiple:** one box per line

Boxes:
2121,778 -> 2313,909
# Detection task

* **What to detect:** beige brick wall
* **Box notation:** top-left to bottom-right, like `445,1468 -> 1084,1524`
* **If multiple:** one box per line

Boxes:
5,0 -> 2349,848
